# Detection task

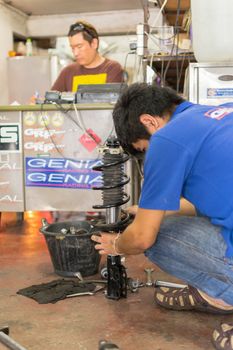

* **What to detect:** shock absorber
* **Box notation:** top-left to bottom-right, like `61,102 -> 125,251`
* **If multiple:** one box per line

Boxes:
92,136 -> 131,231
92,136 -> 131,300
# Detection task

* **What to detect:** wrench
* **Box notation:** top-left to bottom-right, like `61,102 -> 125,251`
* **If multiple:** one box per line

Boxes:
66,284 -> 105,298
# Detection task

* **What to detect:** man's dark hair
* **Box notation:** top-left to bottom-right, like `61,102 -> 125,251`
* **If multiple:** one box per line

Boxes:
112,83 -> 185,154
68,20 -> 99,45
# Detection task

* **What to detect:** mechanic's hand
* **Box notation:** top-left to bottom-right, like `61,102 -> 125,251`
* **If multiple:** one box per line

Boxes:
91,232 -> 119,255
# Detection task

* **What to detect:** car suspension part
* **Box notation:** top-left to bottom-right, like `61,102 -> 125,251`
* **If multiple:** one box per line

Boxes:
92,136 -> 131,300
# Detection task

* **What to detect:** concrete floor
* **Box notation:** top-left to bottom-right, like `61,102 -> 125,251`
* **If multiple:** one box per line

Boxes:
0,211 -> 232,350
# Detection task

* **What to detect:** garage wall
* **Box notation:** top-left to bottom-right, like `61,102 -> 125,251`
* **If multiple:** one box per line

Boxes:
0,1 -> 27,105
27,8 -> 162,37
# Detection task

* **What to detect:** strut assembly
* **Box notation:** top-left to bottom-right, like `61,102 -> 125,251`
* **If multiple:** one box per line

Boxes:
92,136 -> 131,231
92,136 -> 132,300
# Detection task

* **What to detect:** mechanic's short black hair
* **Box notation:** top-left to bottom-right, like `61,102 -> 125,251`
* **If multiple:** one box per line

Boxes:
112,83 -> 185,154
68,20 -> 99,45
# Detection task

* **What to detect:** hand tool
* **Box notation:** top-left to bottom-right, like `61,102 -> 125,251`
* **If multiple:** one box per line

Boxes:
127,278 -> 145,292
144,268 -> 154,287
99,340 -> 119,349
154,280 -> 187,289
66,284 -> 105,298
73,271 -> 84,281
0,326 -> 27,350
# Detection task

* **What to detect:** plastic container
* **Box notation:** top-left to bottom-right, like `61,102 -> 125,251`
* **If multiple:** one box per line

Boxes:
40,219 -> 101,277
26,38 -> 33,56
16,41 -> 26,55
191,0 -> 233,62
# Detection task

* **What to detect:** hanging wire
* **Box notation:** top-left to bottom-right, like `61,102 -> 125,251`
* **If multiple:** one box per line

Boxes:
176,52 -> 187,92
38,102 -> 114,160
73,102 -> 115,146
161,0 -> 182,90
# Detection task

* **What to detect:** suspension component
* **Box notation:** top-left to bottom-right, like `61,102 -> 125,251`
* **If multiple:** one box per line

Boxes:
92,136 -> 131,232
106,255 -> 127,300
92,136 -> 131,300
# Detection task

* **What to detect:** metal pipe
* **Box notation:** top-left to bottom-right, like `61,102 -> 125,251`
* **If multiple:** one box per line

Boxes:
142,0 -> 150,82
106,207 -> 120,225
0,332 -> 27,350
154,280 -> 187,289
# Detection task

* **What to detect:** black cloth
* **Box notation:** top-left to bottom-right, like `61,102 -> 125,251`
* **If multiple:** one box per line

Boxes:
17,279 -> 96,304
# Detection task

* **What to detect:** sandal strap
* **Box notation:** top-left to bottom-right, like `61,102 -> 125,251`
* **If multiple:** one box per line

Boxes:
154,285 -> 233,314
187,286 -> 210,306
212,323 -> 233,350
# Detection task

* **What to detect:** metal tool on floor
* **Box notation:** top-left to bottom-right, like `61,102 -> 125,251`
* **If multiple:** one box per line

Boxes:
105,255 -> 127,300
127,278 -> 145,293
144,268 -> 154,287
73,271 -> 108,286
99,340 -> 119,349
73,271 -> 84,281
0,326 -> 27,350
154,280 -> 187,289
66,284 -> 105,298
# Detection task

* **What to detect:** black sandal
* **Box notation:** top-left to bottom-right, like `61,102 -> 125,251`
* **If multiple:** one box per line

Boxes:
212,323 -> 233,350
154,285 -> 233,314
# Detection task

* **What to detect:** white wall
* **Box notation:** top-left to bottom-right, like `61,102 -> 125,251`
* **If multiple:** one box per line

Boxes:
0,1 -> 28,104
27,8 -> 162,37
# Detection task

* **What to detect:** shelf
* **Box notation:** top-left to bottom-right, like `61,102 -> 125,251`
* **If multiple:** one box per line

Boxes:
149,53 -> 195,62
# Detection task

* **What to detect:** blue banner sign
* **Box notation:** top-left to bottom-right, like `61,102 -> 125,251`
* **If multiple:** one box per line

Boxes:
207,88 -> 233,98
25,157 -> 102,189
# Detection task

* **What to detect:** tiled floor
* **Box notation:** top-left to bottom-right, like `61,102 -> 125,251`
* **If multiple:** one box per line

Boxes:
0,211 -> 232,350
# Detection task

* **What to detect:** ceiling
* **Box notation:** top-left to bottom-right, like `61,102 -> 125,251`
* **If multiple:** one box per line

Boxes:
3,0 -> 190,27
4,0 -> 150,16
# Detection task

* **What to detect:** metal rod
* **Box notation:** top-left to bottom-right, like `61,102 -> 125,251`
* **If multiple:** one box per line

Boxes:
0,332 -> 27,350
106,207 -> 120,224
142,0 -> 150,82
154,280 -> 187,289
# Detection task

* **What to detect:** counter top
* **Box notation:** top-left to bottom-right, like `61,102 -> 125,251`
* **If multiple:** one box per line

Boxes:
0,103 -> 114,111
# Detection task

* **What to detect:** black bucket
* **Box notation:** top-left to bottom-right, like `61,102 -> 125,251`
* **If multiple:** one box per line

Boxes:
40,219 -> 101,277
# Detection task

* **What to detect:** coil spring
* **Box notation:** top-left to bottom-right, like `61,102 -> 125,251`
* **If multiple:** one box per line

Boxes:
92,137 -> 131,231
92,152 -> 130,209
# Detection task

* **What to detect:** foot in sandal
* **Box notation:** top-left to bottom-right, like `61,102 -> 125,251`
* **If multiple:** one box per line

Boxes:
154,285 -> 233,314
212,323 -> 233,350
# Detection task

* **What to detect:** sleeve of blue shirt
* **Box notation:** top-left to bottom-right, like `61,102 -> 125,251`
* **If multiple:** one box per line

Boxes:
139,135 -> 194,211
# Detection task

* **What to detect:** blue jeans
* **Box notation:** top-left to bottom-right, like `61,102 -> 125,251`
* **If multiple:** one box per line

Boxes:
144,216 -> 233,305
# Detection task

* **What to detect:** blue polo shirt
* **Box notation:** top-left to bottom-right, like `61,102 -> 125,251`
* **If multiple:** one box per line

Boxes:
139,101 -> 233,257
